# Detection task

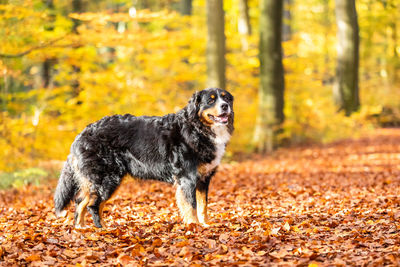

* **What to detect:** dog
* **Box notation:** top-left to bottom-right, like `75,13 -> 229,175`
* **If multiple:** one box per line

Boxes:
54,88 -> 234,228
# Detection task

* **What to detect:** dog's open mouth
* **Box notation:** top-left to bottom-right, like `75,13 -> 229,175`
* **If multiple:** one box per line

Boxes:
208,113 -> 229,124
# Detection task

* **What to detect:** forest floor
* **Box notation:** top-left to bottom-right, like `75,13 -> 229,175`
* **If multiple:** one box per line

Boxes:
1,128 -> 400,266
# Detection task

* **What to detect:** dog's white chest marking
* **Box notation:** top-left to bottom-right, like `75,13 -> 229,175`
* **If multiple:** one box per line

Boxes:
200,124 -> 231,177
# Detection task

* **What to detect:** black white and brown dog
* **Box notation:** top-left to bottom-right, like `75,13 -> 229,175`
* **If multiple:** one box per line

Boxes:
54,88 -> 234,228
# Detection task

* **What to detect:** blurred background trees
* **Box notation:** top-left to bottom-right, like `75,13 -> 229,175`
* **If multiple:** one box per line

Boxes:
0,0 -> 399,172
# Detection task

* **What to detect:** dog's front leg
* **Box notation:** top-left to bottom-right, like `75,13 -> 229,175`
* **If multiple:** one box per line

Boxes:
175,177 -> 199,224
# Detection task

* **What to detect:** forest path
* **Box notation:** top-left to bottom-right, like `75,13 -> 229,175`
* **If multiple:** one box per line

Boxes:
1,128 -> 399,265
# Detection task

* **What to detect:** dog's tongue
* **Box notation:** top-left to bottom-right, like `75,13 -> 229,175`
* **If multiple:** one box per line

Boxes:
216,114 -> 228,123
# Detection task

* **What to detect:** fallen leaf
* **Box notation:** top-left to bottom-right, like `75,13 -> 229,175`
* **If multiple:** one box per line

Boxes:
118,254 -> 133,265
152,238 -> 163,247
283,221 -> 290,232
175,240 -> 189,247
219,233 -> 230,244
63,249 -> 77,259
25,254 -> 41,262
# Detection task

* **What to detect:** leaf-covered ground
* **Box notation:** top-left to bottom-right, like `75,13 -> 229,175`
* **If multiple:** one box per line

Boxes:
1,129 -> 400,266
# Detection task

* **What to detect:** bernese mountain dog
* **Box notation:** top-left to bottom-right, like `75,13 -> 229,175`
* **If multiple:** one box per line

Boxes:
54,88 -> 234,228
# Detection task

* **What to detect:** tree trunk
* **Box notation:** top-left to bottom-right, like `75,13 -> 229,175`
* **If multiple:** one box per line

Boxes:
42,58 -> 54,88
72,0 -> 82,33
333,0 -> 360,116
71,0 -> 82,99
206,0 -> 226,89
238,0 -> 251,50
42,0 -> 56,89
322,0 -> 332,84
180,0 -> 192,15
253,0 -> 285,153
387,1 -> 399,84
282,0 -> 292,42
390,19 -> 398,83
138,0 -> 150,9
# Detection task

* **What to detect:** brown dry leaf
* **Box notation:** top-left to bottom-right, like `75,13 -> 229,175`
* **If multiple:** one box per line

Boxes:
219,233 -> 230,244
32,243 -> 46,251
269,248 -> 288,259
206,239 -> 217,249
178,246 -> 191,257
117,254 -> 133,265
63,249 -> 77,259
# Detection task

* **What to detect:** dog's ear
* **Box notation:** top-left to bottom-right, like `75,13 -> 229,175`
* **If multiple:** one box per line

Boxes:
187,91 -> 201,117
188,91 -> 201,104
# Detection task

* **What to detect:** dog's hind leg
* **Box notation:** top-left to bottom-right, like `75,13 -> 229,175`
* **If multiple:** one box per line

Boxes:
176,178 -> 199,224
87,175 -> 123,228
87,193 -> 105,228
74,191 -> 90,229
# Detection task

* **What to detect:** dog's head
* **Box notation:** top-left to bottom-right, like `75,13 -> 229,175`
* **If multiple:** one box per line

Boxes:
188,88 -> 234,127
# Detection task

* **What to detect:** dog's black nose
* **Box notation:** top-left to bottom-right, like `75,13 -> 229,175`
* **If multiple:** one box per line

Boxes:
221,103 -> 229,112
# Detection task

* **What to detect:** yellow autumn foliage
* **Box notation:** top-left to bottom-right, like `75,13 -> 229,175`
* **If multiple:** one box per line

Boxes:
0,0 -> 399,172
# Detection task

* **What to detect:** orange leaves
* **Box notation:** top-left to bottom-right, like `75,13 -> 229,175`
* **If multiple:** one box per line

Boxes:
1,129 -> 400,265
175,239 -> 189,247
151,237 -> 163,247
117,254 -> 134,265
25,254 -> 41,262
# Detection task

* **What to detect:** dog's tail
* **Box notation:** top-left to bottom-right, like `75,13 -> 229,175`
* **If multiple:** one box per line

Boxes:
54,159 -> 77,217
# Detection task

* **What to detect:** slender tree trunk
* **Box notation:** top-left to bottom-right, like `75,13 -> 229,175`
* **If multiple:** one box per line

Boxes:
72,0 -> 82,33
42,58 -> 53,88
253,0 -> 285,153
391,20 -> 398,83
206,0 -> 226,89
71,0 -> 82,98
42,0 -> 56,89
282,0 -> 292,42
180,0 -> 192,15
238,0 -> 251,50
322,0 -> 331,83
333,0 -> 359,115
138,0 -> 150,9
1,68 -> 9,112
388,1 -> 399,83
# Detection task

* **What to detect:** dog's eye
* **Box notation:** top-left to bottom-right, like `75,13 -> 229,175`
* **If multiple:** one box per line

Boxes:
223,94 -> 232,102
208,98 -> 215,104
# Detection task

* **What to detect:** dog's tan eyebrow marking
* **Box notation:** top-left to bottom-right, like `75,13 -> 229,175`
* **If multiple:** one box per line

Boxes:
211,94 -> 215,99
221,92 -> 226,96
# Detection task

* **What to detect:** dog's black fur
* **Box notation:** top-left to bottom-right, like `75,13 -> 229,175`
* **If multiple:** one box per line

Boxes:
54,88 -> 234,228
